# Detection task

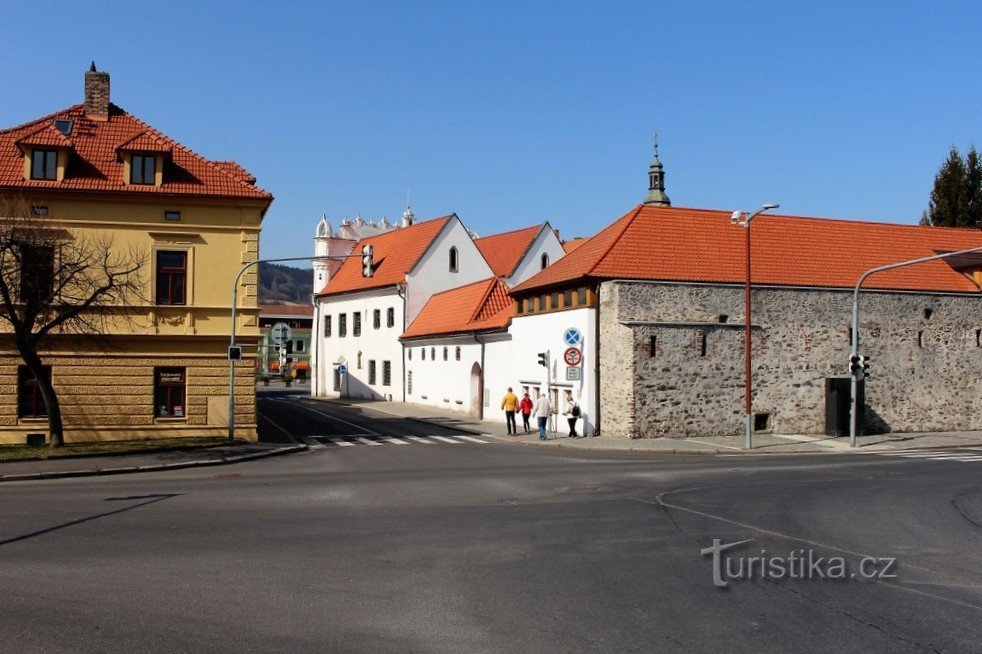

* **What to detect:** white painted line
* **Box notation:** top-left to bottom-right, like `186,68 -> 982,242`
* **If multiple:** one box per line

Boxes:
949,457 -> 982,462
407,436 -> 435,444
329,438 -> 357,447
429,435 -> 463,445
454,435 -> 489,444
356,437 -> 382,446
381,437 -> 410,445
303,437 -> 325,450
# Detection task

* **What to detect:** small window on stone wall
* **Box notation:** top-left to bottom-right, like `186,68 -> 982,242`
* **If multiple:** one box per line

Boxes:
977,328 -> 981,347
754,412 -> 771,432
718,314 -> 729,323
917,330 -> 924,348
649,335 -> 657,358
924,308 -> 933,320
699,331 -> 707,357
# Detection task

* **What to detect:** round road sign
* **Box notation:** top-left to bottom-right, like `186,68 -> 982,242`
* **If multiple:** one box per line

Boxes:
270,322 -> 293,346
564,328 -> 582,346
337,364 -> 348,374
564,347 -> 582,367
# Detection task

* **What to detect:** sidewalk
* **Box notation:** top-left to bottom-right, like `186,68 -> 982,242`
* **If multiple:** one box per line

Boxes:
0,441 -> 307,482
328,397 -> 982,455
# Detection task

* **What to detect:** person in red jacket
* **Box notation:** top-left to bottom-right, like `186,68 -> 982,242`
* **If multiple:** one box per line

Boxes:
518,391 -> 534,434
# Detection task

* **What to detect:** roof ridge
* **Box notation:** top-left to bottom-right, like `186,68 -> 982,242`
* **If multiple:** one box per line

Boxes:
0,103 -> 82,135
119,105 -> 270,197
585,205 -> 644,276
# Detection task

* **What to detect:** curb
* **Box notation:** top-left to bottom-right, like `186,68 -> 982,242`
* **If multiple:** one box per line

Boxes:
0,444 -> 309,483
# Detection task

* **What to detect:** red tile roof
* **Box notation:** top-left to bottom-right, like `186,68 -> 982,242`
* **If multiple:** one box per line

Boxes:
317,215 -> 454,296
260,304 -> 314,318
474,224 -> 543,277
562,238 -> 589,254
0,104 -> 271,201
115,130 -> 172,153
511,205 -> 982,295
402,277 -> 514,339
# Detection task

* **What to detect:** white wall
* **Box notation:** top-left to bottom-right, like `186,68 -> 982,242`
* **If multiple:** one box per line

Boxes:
492,308 -> 598,435
313,288 -> 405,401
505,225 -> 568,288
404,336 -> 484,414
405,218 -> 493,323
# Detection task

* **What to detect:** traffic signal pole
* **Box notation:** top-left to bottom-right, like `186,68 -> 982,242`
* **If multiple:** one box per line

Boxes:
848,246 -> 982,447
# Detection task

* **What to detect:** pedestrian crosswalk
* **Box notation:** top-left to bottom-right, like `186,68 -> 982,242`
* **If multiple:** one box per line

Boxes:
869,448 -> 982,463
302,434 -> 490,449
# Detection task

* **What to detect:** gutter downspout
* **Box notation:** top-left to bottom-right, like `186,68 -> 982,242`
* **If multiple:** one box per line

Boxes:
473,333 -> 486,420
397,283 -> 407,402
309,293 -> 318,397
593,282 -> 601,436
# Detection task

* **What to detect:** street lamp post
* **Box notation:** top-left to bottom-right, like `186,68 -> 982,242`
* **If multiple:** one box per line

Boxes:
227,254 -> 357,443
731,203 -> 779,450
848,245 -> 982,447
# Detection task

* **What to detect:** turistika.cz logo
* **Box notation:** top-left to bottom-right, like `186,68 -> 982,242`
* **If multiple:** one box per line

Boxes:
700,539 -> 897,588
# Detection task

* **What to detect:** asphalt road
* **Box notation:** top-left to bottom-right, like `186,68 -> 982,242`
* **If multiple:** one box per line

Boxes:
1,391 -> 980,653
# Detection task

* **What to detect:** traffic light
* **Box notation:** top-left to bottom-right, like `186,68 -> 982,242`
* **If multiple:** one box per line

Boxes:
537,352 -> 548,367
361,244 -> 374,278
860,355 -> 871,378
849,355 -> 861,375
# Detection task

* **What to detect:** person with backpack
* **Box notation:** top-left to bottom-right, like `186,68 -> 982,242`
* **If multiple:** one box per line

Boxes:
564,392 -> 581,438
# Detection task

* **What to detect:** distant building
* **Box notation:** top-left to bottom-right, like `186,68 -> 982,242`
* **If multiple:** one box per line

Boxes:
258,305 -> 314,379
0,65 -> 272,443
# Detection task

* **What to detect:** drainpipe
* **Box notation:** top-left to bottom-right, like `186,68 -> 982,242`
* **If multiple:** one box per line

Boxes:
472,333 -> 486,419
397,283 -> 407,402
309,293 -> 318,396
593,282 -> 601,436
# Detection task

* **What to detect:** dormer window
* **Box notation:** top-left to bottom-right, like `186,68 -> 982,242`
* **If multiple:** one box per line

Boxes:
449,246 -> 459,273
131,154 -> 156,185
31,149 -> 58,180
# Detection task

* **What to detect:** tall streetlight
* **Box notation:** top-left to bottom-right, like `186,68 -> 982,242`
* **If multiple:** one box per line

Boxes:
731,203 -> 779,450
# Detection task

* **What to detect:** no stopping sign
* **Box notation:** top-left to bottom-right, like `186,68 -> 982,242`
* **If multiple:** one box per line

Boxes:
564,347 -> 582,366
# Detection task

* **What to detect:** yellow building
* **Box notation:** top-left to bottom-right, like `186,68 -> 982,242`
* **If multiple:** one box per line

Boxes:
0,65 -> 272,444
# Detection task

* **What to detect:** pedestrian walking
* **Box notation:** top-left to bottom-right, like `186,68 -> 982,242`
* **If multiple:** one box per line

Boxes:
519,391 -> 533,434
533,393 -> 551,440
501,387 -> 518,435
564,392 -> 580,438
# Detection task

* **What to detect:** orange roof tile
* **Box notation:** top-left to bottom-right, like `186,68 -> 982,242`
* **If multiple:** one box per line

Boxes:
115,130 -> 172,153
260,304 -> 314,318
0,104 -> 271,201
562,238 -> 589,254
317,215 -> 454,296
16,123 -> 73,149
511,205 -> 982,295
474,224 -> 543,277
402,277 -> 514,339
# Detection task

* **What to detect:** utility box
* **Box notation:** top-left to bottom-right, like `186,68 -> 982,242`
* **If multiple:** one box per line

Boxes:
825,376 -> 864,437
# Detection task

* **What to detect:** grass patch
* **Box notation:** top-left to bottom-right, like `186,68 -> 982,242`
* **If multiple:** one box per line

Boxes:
0,437 -> 227,462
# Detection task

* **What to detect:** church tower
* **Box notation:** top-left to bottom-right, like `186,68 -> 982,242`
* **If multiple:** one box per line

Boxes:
643,134 -> 671,207
313,214 -> 332,290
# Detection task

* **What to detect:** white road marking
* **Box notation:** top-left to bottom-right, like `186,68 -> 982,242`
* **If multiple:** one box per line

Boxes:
381,436 -> 410,445
454,435 -> 489,444
429,435 -> 464,445
356,437 -> 382,446
407,436 -> 436,444
329,438 -> 357,447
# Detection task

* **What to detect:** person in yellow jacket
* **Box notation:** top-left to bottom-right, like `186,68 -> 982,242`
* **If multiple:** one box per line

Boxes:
501,387 -> 519,435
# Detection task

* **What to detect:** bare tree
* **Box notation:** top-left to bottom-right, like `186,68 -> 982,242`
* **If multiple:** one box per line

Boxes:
0,195 -> 147,447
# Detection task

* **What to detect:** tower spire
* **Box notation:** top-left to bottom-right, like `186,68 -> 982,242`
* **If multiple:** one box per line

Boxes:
643,132 -> 671,207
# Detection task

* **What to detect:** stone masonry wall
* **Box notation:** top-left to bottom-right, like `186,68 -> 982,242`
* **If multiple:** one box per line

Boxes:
600,281 -> 982,439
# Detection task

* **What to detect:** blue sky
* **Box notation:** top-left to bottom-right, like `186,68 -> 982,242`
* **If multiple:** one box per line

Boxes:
4,1 -> 981,260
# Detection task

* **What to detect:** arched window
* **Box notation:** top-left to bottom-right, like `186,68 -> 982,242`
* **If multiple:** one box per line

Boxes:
357,351 -> 363,369
449,247 -> 459,273
541,253 -> 550,270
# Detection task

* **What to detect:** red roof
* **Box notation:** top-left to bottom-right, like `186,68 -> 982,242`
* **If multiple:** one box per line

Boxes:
317,215 -> 454,296
474,224 -> 543,277
402,277 -> 514,339
260,304 -> 314,318
511,205 -> 982,295
0,104 -> 271,201
562,238 -> 589,254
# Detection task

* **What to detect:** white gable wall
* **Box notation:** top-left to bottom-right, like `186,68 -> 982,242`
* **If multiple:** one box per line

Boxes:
505,226 -> 568,288
405,218 -> 493,323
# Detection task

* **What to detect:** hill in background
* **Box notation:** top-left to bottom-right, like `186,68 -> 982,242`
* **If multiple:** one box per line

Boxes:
259,262 -> 313,305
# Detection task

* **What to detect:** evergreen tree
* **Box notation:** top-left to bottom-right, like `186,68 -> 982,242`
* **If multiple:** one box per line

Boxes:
921,145 -> 981,228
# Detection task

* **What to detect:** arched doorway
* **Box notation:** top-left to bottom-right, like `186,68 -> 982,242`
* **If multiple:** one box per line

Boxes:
470,362 -> 484,419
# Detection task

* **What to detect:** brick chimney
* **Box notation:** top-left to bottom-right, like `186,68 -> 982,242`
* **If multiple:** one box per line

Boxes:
83,62 -> 110,121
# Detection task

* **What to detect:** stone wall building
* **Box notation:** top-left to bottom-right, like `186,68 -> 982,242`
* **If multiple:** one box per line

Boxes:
510,144 -> 982,439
